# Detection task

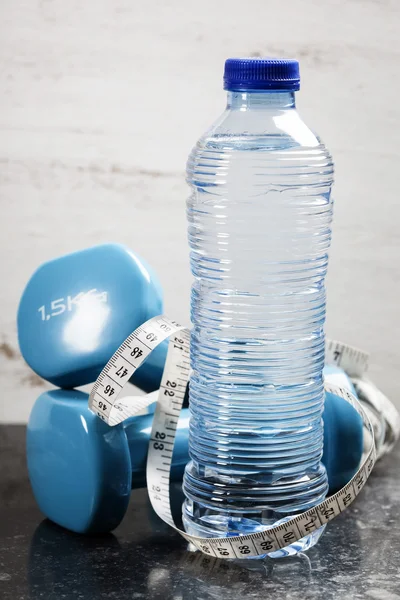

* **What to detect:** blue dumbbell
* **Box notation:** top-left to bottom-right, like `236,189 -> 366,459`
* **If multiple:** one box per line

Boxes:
26,372 -> 363,534
17,243 -> 166,391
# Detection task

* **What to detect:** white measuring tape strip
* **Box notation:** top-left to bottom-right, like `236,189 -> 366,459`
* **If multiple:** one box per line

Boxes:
325,338 -> 369,378
89,315 -> 380,559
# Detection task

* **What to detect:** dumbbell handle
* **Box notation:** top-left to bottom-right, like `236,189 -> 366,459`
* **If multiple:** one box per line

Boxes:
124,408 -> 190,489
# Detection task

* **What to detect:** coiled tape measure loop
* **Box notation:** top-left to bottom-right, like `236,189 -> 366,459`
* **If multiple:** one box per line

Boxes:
89,316 -> 377,559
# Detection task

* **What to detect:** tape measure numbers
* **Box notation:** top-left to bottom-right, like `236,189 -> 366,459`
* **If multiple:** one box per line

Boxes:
89,316 -> 377,559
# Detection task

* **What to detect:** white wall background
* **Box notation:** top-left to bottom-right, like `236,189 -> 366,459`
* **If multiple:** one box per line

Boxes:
1,0 -> 399,422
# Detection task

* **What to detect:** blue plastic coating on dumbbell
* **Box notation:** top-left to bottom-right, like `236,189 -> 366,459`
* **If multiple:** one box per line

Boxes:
323,365 -> 363,493
17,244 -> 163,389
27,389 -> 190,534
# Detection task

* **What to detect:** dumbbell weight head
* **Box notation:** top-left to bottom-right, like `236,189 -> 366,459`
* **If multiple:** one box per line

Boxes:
17,244 -> 164,390
27,389 -> 190,534
27,374 -> 363,534
323,365 -> 363,493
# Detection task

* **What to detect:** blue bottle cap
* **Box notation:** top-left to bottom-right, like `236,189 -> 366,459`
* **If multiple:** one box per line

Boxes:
223,57 -> 300,91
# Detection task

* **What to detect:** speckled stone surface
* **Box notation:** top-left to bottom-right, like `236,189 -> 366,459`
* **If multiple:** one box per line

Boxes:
0,425 -> 399,600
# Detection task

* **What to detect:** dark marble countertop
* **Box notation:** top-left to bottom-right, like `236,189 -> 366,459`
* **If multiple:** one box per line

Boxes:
0,424 -> 399,600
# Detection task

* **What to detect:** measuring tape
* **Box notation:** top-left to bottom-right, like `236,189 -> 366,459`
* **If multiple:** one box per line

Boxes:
89,315 -> 378,559
325,339 -> 369,378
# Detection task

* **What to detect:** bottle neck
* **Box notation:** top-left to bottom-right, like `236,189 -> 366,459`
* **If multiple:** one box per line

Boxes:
226,90 -> 296,110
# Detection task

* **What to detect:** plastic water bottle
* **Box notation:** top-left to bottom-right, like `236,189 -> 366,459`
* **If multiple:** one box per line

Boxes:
182,58 -> 334,557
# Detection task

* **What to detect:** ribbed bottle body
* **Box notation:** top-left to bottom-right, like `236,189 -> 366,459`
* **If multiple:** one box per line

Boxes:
182,114 -> 334,556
